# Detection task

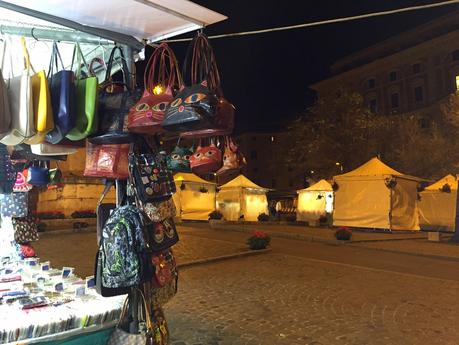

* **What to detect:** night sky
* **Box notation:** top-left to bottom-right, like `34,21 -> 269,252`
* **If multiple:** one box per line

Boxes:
164,1 -> 459,132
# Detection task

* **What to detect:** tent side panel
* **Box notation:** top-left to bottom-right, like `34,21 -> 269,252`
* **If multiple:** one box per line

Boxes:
179,184 -> 216,221
333,178 -> 391,229
391,178 -> 420,231
418,191 -> 456,232
216,188 -> 241,221
297,190 -> 328,222
243,190 -> 268,221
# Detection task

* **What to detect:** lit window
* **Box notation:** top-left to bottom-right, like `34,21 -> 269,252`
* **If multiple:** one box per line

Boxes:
455,76 -> 459,90
390,93 -> 399,108
368,78 -> 376,89
412,63 -> 421,74
389,71 -> 397,81
270,136 -> 275,142
414,86 -> 424,102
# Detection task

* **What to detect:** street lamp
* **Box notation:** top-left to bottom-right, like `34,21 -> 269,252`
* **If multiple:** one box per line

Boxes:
335,162 -> 343,172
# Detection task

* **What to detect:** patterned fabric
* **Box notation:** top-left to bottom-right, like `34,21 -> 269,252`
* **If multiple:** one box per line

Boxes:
100,205 -> 147,289
106,327 -> 147,345
139,198 -> 176,223
145,217 -> 179,254
12,217 -> 39,244
0,145 -> 16,194
151,250 -> 177,288
0,192 -> 28,218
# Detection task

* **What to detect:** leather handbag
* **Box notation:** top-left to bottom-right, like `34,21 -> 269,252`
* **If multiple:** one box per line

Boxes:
143,262 -> 178,307
84,141 -> 129,179
189,139 -> 223,175
1,37 -> 36,146
217,136 -> 247,175
27,161 -> 49,186
0,38 -> 11,140
162,33 -> 234,137
145,217 -> 179,254
89,46 -> 142,145
128,137 -> 176,203
66,43 -> 98,141
46,41 -> 77,144
128,43 -> 182,134
0,192 -> 28,218
0,144 -> 16,194
150,250 -> 177,288
12,216 -> 39,244
166,138 -> 193,173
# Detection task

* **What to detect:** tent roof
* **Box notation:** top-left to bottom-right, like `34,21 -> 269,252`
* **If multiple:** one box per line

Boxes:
174,172 -> 215,185
425,174 -> 457,191
0,0 -> 227,44
298,179 -> 333,193
335,157 -> 421,180
219,175 -> 267,190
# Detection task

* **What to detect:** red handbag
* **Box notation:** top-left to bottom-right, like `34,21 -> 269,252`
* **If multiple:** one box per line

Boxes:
189,139 -> 222,175
150,250 -> 176,288
217,136 -> 247,175
84,141 -> 129,179
128,43 -> 182,134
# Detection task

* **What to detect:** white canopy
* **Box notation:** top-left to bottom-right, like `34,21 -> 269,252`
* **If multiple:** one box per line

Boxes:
0,0 -> 227,43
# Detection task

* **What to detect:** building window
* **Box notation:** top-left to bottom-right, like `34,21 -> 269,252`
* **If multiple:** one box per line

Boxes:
250,150 -> 258,159
452,50 -> 459,61
367,78 -> 376,89
414,86 -> 424,102
369,99 -> 378,113
412,63 -> 421,74
390,93 -> 399,108
271,179 -> 277,188
389,71 -> 397,81
418,118 -> 430,129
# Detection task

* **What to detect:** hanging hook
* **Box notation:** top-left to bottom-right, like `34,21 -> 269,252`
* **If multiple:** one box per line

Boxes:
31,27 -> 38,41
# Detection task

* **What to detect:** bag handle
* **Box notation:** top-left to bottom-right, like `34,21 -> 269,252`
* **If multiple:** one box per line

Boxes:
117,288 -> 153,331
98,180 -> 115,205
20,37 -> 36,74
104,45 -> 132,90
47,41 -> 65,78
88,57 -> 106,77
144,43 -> 182,94
71,42 -> 89,79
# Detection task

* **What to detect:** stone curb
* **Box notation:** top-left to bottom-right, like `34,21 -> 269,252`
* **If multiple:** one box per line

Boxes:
177,248 -> 271,269
39,227 -> 97,237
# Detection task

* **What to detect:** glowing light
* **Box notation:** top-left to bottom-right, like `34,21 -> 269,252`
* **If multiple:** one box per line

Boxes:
153,84 -> 164,95
456,76 -> 459,91
335,162 -> 340,166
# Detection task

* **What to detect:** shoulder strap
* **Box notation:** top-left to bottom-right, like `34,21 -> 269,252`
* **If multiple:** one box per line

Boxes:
98,180 -> 115,205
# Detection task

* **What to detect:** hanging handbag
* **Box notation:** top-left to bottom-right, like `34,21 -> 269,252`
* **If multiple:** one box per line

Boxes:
30,142 -> 78,156
162,33 -> 234,137
1,37 -> 36,146
46,41 -> 77,144
0,192 -> 28,218
166,138 -> 193,173
143,266 -> 178,307
0,38 -> 11,139
189,138 -> 223,175
84,141 -> 129,179
128,137 -> 176,203
128,43 -> 182,134
10,144 -> 68,162
13,169 -> 32,192
12,217 -> 39,244
145,217 -> 179,254
27,161 -> 49,186
66,43 -> 98,141
217,136 -> 247,175
139,198 -> 176,223
89,46 -> 142,145
0,144 -> 16,194
149,249 -> 177,288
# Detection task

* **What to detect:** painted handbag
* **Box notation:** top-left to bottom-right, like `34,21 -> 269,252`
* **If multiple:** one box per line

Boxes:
139,198 -> 176,223
84,141 -> 129,180
150,250 -> 177,288
189,139 -> 222,175
166,138 -> 193,173
13,169 -> 32,192
128,43 -> 182,134
217,136 -> 247,175
128,138 -> 176,203
12,217 -> 39,244
145,217 -> 179,254
0,192 -> 28,218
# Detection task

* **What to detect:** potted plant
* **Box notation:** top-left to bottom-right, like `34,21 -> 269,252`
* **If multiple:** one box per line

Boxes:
208,210 -> 223,220
334,226 -> 352,241
247,231 -> 271,250
257,213 -> 269,222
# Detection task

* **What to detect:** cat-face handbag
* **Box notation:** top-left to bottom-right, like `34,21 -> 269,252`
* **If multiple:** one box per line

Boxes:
217,136 -> 247,175
89,46 -> 142,145
12,217 -> 39,244
128,43 -> 182,134
128,138 -> 176,203
166,138 -> 192,173
189,139 -> 222,175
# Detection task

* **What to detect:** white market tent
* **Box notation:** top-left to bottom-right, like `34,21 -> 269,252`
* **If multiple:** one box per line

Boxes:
333,157 -> 421,231
216,175 -> 268,221
419,174 -> 457,232
173,173 -> 216,221
296,179 -> 333,222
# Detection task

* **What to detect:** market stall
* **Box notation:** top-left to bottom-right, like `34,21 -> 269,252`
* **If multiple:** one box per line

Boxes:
333,157 -> 422,231
418,174 -> 457,232
216,175 -> 269,221
172,173 -> 216,221
296,179 -> 333,222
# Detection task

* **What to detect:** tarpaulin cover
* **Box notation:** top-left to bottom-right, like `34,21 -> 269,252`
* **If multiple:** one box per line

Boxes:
297,179 -> 333,222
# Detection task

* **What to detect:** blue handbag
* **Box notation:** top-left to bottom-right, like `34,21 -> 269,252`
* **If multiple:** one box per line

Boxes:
27,162 -> 49,186
46,42 -> 76,144
0,192 -> 28,218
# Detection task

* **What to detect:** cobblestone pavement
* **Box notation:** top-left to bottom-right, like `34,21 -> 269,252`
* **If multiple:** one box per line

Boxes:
34,229 -> 246,277
166,253 -> 459,345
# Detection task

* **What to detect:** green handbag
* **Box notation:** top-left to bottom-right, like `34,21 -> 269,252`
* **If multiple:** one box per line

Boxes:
66,43 -> 98,141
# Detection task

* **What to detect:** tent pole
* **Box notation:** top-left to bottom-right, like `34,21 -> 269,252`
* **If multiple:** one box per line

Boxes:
452,175 -> 459,242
